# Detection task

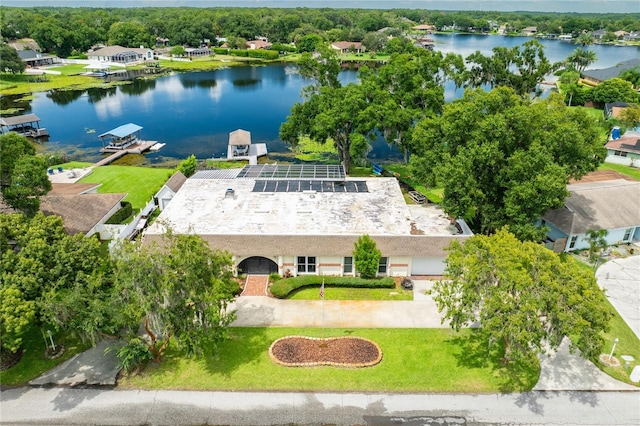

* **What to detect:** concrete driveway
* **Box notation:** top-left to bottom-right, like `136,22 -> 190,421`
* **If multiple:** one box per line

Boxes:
596,256 -> 640,340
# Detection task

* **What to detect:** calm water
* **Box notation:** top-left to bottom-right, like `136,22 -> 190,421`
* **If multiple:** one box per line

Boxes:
14,36 -> 640,164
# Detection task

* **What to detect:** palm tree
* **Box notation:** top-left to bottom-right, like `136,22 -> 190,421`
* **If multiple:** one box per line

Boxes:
566,47 -> 597,73
575,32 -> 594,47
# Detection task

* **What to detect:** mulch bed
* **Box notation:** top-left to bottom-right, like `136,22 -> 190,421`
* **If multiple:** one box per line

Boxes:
269,335 -> 382,368
0,348 -> 23,371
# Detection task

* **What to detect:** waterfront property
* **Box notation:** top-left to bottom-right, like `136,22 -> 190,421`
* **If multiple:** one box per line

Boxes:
226,129 -> 268,164
581,58 -> 640,85
144,164 -> 473,276
543,179 -> 640,252
0,113 -> 49,138
87,45 -> 154,64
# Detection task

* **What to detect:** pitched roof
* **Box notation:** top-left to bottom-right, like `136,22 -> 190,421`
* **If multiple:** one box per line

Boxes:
229,129 -> 251,146
543,180 -> 640,235
99,123 -> 143,138
8,38 -> 41,52
1,114 -> 42,127
604,102 -> 628,117
606,131 -> 640,154
89,45 -> 151,56
164,171 -> 187,193
48,183 -> 100,196
40,193 -> 126,235
582,58 -> 640,82
412,24 -> 436,30
248,40 -> 272,49
332,41 -> 363,50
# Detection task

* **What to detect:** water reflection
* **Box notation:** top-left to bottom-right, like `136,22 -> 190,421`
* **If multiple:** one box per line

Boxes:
47,90 -> 84,106
120,79 -> 157,96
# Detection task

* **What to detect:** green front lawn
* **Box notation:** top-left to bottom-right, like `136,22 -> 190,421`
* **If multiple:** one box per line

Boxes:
288,287 -> 412,300
0,327 -> 91,386
118,327 -> 538,392
77,165 -> 173,211
599,163 -> 640,181
47,64 -> 97,75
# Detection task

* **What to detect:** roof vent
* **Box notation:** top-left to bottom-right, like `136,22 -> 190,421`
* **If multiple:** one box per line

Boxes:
225,188 -> 235,198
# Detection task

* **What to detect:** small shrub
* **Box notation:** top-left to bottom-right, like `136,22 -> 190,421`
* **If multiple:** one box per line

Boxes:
270,276 -> 394,299
268,272 -> 281,283
110,337 -> 153,372
353,235 -> 381,279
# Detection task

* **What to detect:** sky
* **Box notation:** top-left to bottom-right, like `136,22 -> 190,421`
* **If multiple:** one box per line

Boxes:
2,0 -> 639,14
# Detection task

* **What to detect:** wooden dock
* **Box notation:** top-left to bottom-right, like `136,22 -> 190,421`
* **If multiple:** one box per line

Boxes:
95,141 -> 158,167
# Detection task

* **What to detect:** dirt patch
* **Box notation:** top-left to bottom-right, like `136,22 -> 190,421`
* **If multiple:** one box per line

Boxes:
269,336 -> 382,368
570,169 -> 635,184
0,348 -> 23,371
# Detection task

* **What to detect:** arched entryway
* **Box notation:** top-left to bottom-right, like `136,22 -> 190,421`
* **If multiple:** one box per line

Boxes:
238,256 -> 278,275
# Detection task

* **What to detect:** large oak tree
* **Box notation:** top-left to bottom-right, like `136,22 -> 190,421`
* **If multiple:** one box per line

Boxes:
432,229 -> 612,368
410,87 -> 605,241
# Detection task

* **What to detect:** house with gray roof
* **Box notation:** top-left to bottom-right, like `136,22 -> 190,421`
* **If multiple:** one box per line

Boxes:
17,49 -> 57,67
87,45 -> 153,64
144,165 -> 472,276
605,131 -> 640,167
543,179 -> 640,252
581,58 -> 640,85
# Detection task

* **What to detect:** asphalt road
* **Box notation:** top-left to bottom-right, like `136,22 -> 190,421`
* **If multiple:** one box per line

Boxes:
1,387 -> 639,425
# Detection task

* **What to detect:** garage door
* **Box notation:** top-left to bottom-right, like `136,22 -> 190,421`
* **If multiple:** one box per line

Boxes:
411,257 -> 446,275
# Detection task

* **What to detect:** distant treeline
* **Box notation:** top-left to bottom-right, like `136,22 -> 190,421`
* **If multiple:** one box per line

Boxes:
1,6 -> 639,57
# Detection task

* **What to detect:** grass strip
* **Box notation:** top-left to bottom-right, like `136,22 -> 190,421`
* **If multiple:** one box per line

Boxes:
598,162 -> 640,181
288,287 -> 412,301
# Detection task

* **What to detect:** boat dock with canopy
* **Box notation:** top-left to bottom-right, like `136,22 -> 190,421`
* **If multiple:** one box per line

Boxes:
0,114 -> 49,138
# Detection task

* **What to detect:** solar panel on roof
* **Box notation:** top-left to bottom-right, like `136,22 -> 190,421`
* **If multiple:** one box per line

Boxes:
251,179 -> 367,193
237,164 -> 346,180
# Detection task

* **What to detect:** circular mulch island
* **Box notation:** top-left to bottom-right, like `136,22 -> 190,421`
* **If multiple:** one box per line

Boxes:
269,336 -> 382,368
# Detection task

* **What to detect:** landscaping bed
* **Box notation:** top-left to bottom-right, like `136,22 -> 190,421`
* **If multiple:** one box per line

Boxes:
269,336 -> 382,368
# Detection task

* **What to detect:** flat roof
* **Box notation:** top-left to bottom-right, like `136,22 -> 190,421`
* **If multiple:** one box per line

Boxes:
1,114 -> 42,127
99,123 -> 142,139
146,175 -> 464,237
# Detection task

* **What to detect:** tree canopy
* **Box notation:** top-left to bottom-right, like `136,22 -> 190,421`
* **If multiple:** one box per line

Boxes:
110,232 -> 239,363
409,87 -> 605,240
432,229 -> 612,367
0,133 -> 51,217
0,43 -> 26,74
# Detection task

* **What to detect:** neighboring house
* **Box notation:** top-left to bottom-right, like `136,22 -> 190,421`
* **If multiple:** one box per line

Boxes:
154,171 -> 187,211
581,58 -> 640,85
155,37 -> 170,47
40,186 -> 126,238
521,26 -> 538,36
604,102 -> 629,119
144,164 -> 473,276
605,131 -> 640,167
331,41 -> 365,54
87,45 -> 154,64
17,49 -> 57,67
412,24 -> 436,33
8,38 -> 41,52
543,179 -> 640,252
615,30 -> 630,40
413,37 -> 435,50
184,47 -> 211,57
497,24 -> 508,35
592,29 -> 607,40
247,40 -> 272,50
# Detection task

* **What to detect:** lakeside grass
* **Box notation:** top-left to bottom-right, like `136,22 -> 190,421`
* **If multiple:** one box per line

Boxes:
76,165 -> 173,210
118,327 -> 538,392
0,73 -> 128,96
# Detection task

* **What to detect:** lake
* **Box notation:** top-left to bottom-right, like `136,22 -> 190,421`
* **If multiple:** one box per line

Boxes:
11,35 -> 640,165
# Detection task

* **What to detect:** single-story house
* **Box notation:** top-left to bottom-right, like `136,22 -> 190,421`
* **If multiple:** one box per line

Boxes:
414,37 -> 435,50
591,29 -> 607,40
605,131 -> 640,167
40,184 -> 126,238
17,50 -> 57,67
154,171 -> 187,211
604,102 -> 629,119
331,41 -> 365,54
247,40 -> 272,50
8,38 -> 41,52
87,45 -> 154,64
543,179 -> 640,252
521,26 -> 537,36
581,58 -> 640,85
144,164 -> 473,277
615,30 -> 630,39
156,37 -> 170,47
184,47 -> 211,57
412,24 -> 436,33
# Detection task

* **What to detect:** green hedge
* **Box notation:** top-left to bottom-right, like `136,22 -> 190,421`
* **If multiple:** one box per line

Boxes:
105,201 -> 132,224
270,276 -> 394,299
248,49 -> 280,60
213,47 -> 228,54
228,49 -> 249,57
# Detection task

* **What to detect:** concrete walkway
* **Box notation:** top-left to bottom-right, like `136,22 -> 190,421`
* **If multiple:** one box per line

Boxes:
596,255 -> 640,340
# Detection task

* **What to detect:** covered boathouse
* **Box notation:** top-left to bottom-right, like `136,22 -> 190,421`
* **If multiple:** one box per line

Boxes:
0,113 -> 49,138
99,123 -> 143,152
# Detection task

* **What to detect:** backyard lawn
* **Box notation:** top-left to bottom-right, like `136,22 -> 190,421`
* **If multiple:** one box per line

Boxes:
599,162 -> 640,181
54,163 -> 174,211
118,327 -> 539,393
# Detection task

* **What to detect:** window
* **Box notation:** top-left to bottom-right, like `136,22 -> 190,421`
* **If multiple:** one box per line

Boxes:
569,236 -> 578,249
623,228 -> 632,241
343,257 -> 353,274
297,256 -> 316,273
613,150 -> 628,157
378,257 -> 388,274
